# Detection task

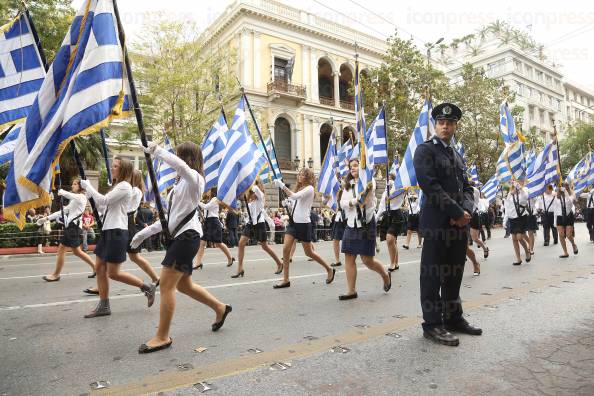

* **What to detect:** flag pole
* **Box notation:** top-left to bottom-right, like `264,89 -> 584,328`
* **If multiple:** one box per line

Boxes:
383,102 -> 391,216
552,120 -> 563,185
112,0 -> 170,242
99,128 -> 112,185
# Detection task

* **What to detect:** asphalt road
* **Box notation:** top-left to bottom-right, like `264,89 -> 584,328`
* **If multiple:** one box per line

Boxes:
1,225 -> 593,396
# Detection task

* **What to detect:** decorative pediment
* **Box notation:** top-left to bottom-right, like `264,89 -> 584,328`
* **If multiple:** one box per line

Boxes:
270,43 -> 295,59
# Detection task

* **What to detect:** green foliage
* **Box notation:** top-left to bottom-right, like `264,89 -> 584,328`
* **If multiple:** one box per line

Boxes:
131,18 -> 237,146
0,222 -> 62,248
559,122 -> 594,177
1,0 -> 75,64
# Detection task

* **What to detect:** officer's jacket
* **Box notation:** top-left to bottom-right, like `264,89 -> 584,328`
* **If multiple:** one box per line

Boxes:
413,137 -> 474,230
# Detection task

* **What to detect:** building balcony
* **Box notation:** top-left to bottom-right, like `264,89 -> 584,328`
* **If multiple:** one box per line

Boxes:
340,100 -> 354,111
319,96 -> 335,107
267,80 -> 306,104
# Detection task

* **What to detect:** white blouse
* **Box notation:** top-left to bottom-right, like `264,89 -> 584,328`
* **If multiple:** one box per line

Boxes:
339,178 -> 376,227
503,189 -> 528,219
85,181 -> 132,231
287,185 -> 314,224
552,192 -> 576,219
247,185 -> 266,225
136,147 -> 203,239
126,187 -> 143,214
478,198 -> 490,213
535,193 -> 557,213
376,181 -> 405,219
581,190 -> 594,208
199,197 -> 220,218
48,191 -> 87,228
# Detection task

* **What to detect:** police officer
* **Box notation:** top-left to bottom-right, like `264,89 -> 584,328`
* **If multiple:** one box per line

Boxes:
413,102 -> 481,347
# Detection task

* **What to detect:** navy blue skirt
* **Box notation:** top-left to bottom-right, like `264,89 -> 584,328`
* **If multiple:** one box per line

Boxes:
510,216 -> 527,234
202,217 -> 223,243
332,220 -> 345,241
242,222 -> 267,242
556,212 -> 575,227
407,214 -> 419,231
286,222 -> 313,242
341,219 -> 376,257
61,223 -> 82,248
162,230 -> 201,275
94,229 -> 129,264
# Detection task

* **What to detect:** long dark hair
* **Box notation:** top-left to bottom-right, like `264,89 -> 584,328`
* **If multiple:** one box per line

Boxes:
131,169 -> 144,193
343,158 -> 359,191
176,142 -> 204,177
295,168 -> 316,192
114,157 -> 134,186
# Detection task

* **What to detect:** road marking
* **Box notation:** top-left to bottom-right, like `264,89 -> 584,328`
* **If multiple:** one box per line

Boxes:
0,260 -> 420,310
96,267 -> 594,396
0,255 -> 311,281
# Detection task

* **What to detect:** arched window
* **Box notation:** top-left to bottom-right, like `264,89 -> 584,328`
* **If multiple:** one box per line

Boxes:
274,117 -> 291,164
319,123 -> 333,165
318,58 -> 334,104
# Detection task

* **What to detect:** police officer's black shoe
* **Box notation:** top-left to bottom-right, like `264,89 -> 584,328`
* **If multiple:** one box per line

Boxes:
423,326 -> 459,346
445,319 -> 482,336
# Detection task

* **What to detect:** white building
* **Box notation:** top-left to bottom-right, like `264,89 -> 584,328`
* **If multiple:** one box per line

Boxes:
564,81 -> 594,125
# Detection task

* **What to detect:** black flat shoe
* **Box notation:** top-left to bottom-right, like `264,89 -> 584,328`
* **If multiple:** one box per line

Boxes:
274,266 -> 283,275
388,265 -> 399,272
212,305 -> 232,332
326,268 -> 336,284
42,276 -> 60,282
525,254 -> 531,263
423,327 -> 459,346
402,245 -> 409,250
483,248 -> 489,259
445,319 -> 482,336
138,338 -> 173,354
273,282 -> 291,289
338,293 -> 358,301
83,288 -> 99,295
331,262 -> 342,267
230,270 -> 244,278
512,261 -> 522,266
559,254 -> 569,258
573,246 -> 579,255
88,272 -> 96,279
193,263 -> 203,270
384,272 -> 392,292
227,258 -> 235,267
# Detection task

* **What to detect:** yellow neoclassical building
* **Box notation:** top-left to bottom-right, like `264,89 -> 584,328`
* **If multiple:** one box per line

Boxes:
201,0 -> 387,179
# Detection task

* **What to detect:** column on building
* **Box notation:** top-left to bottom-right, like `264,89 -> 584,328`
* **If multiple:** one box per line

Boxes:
312,117 -> 321,172
302,115 -> 312,169
253,32 -> 261,90
333,71 -> 340,107
241,29 -> 252,88
301,45 -> 309,99
310,48 -> 319,103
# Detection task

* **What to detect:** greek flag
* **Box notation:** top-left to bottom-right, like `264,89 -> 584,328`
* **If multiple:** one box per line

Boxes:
217,96 -> 266,207
156,135 -> 177,192
391,98 -> 434,199
257,137 -> 281,185
0,124 -> 20,164
526,142 -> 555,198
571,152 -> 594,194
469,164 -> 480,185
480,174 -> 499,203
389,153 -> 399,176
317,131 -> 339,196
496,141 -> 525,183
202,111 -> 228,191
0,12 -> 46,129
3,0 -> 130,228
499,101 -> 518,144
454,138 -> 465,161
337,139 -> 352,178
323,193 -> 338,211
358,108 -> 385,193
525,149 -> 537,175
368,107 -> 387,164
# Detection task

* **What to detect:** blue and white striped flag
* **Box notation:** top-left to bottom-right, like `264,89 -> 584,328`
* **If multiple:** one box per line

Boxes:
4,0 -> 130,228
257,137 -> 281,185
526,142 -> 555,198
317,131 -> 339,196
391,98 -> 434,199
389,153 -> 400,176
525,149 -> 537,175
337,139 -> 352,178
480,174 -> 499,203
0,12 -> 46,129
496,141 -> 525,183
571,152 -> 593,194
499,101 -> 518,144
454,138 -> 466,162
469,164 -> 480,185
358,108 -> 385,193
217,96 -> 266,207
156,135 -> 177,192
202,111 -> 228,191
368,106 -> 387,164
0,124 -> 20,165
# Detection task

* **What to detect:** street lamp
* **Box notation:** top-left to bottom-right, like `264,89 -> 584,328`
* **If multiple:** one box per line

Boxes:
308,157 -> 314,168
293,155 -> 300,171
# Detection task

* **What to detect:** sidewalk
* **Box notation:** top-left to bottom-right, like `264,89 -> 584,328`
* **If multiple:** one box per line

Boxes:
0,245 -> 97,260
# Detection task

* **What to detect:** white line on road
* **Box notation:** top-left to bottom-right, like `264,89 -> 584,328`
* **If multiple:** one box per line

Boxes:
0,260 -> 419,311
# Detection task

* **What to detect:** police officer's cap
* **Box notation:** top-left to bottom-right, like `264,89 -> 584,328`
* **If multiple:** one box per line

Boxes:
432,103 -> 462,121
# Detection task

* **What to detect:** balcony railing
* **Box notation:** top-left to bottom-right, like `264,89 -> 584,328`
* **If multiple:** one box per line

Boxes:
340,100 -> 355,110
319,96 -> 334,106
267,80 -> 306,99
